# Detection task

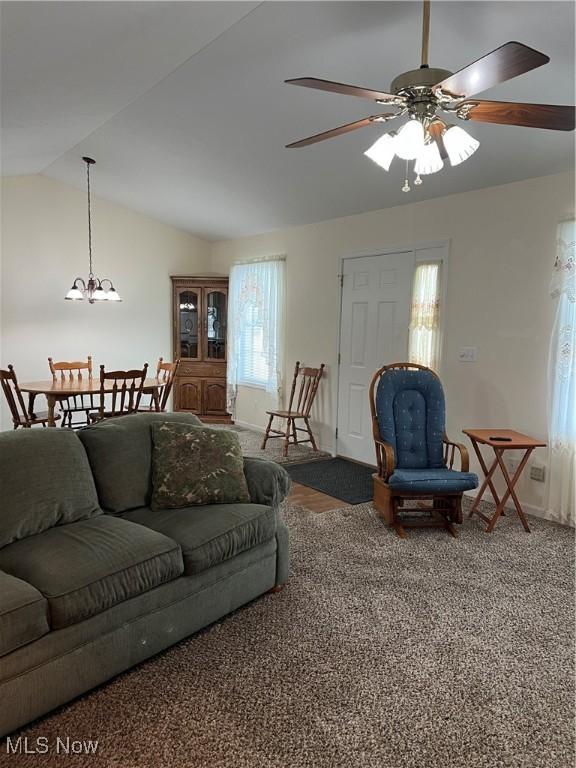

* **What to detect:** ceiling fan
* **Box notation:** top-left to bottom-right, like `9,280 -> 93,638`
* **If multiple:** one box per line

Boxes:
285,0 -> 575,191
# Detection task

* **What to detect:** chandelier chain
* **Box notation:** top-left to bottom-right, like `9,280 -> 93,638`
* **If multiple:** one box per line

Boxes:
86,159 -> 93,277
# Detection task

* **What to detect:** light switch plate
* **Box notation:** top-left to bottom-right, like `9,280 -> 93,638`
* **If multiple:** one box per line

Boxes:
459,346 -> 477,362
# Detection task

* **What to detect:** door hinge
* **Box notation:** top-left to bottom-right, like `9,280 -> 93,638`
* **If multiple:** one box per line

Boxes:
338,273 -> 344,287
335,427 -> 339,439
337,352 -> 341,365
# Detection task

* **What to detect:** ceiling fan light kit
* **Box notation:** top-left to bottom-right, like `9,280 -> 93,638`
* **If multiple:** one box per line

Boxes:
285,0 -> 575,192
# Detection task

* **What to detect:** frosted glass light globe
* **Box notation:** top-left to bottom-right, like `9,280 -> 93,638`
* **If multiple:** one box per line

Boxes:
364,132 -> 396,171
394,120 -> 425,160
414,141 -> 444,175
443,126 -> 480,166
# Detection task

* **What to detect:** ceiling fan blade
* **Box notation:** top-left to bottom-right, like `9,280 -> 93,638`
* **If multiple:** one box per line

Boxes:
433,42 -> 549,99
428,119 -> 449,159
285,77 -> 399,103
286,114 -> 397,148
458,100 -> 575,131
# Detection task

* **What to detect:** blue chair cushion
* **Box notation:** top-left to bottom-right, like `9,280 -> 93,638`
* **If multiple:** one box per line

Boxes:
376,368 -> 446,470
388,468 -> 479,494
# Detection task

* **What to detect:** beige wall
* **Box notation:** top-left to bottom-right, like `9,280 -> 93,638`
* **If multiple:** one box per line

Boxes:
212,172 -> 575,515
2,171 -> 574,515
0,174 -> 211,425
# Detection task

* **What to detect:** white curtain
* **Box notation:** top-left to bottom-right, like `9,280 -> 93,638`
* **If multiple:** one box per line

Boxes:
546,220 -> 575,525
227,257 -> 285,418
408,262 -> 442,371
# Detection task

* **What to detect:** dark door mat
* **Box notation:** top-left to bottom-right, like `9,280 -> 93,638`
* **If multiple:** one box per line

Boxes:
286,457 -> 375,505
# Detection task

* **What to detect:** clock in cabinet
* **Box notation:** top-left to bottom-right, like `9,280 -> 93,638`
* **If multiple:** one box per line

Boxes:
171,276 -> 232,423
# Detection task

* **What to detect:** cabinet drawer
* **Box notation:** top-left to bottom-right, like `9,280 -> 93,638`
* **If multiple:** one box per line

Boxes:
177,361 -> 226,378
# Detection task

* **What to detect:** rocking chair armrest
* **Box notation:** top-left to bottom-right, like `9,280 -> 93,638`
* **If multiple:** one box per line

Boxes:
374,438 -> 395,480
443,437 -> 470,472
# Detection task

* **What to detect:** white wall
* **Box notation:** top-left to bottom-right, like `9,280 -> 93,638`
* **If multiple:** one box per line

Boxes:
2,171 -> 574,516
212,172 -> 575,515
0,174 -> 211,425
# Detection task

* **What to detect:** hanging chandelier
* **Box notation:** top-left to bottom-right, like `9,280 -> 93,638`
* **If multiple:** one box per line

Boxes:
65,157 -> 121,303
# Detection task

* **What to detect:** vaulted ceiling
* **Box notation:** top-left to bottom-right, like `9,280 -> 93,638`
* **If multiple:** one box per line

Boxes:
2,1 -> 574,240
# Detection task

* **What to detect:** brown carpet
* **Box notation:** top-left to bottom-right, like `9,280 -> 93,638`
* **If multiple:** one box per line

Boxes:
5,504 -> 575,768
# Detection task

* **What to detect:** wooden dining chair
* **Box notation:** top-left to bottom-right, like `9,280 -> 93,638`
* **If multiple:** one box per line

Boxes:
48,356 -> 97,428
0,364 -> 61,428
138,357 -> 179,412
90,364 -> 148,422
262,361 -> 325,457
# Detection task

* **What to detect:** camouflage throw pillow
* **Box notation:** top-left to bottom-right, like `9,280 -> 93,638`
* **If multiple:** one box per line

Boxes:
151,423 -> 251,508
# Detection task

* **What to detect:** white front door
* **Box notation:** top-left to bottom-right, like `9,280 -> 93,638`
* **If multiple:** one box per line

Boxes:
337,250 -> 415,465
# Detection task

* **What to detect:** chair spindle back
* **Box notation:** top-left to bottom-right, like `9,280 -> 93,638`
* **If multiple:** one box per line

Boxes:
48,356 -> 93,382
156,357 -> 179,411
99,364 -> 148,417
286,361 -> 325,416
0,365 -> 32,427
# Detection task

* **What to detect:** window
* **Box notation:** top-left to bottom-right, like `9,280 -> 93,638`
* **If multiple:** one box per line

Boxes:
238,302 -> 269,386
408,261 -> 442,371
227,258 -> 285,415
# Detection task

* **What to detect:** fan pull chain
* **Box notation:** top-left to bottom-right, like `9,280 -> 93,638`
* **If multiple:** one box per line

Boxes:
402,160 -> 411,192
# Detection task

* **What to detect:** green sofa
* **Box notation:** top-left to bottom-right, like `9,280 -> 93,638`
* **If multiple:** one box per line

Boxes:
0,413 -> 290,736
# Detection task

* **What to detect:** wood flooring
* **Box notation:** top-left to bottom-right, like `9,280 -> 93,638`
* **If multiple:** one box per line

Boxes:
287,482 -> 344,513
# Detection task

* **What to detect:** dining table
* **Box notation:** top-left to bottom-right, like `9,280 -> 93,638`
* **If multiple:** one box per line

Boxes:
19,378 -> 168,427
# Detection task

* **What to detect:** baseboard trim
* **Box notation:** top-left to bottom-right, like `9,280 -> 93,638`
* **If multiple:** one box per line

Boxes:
462,490 -> 557,523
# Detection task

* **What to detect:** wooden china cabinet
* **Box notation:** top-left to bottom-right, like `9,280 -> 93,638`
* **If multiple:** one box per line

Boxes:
171,276 -> 232,422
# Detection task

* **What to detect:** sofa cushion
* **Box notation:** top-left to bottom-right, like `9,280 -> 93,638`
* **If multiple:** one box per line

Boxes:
123,503 -> 276,575
79,412 -> 202,513
0,517 -> 183,629
388,468 -> 478,493
0,571 -> 50,657
0,428 -> 102,549
151,422 -> 250,509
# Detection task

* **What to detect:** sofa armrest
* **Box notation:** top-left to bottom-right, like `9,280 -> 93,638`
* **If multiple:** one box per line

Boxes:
243,457 -> 291,507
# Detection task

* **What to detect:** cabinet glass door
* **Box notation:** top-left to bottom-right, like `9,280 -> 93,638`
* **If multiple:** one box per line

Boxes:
178,289 -> 200,360
205,290 -> 227,360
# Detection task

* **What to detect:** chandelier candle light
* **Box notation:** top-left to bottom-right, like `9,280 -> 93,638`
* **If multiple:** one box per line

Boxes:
65,157 -> 121,303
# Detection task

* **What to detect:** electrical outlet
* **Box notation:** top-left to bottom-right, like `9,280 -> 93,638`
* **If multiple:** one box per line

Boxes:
458,346 -> 477,362
530,463 -> 546,482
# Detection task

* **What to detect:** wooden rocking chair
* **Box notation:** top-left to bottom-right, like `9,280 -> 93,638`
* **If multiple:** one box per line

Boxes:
262,361 -> 325,457
369,362 -> 478,538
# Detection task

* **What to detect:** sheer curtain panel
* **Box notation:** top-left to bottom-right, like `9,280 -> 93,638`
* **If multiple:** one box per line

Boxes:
227,258 -> 285,418
408,262 -> 442,372
547,219 -> 575,525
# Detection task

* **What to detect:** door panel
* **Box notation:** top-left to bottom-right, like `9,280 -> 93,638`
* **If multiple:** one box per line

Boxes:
175,377 -> 203,413
337,251 -> 415,465
203,378 -> 227,415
